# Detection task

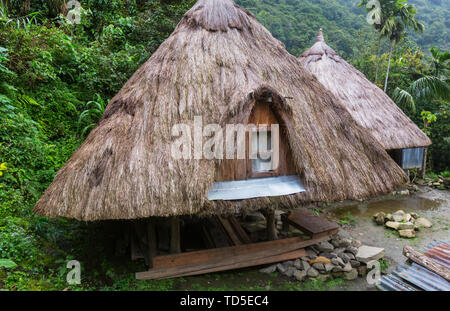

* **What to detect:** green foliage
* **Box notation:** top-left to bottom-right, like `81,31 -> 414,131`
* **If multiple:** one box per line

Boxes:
338,214 -> 357,225
0,258 -> 17,269
78,93 -> 107,136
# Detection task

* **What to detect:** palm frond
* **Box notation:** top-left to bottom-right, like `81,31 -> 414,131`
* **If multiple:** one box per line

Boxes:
393,87 -> 416,113
409,76 -> 450,101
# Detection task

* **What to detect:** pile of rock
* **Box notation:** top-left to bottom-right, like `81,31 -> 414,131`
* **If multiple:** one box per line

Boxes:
259,235 -> 385,283
416,177 -> 449,190
373,210 -> 432,238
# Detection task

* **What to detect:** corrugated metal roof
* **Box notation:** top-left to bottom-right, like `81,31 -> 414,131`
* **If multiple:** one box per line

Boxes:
377,273 -> 419,291
377,241 -> 450,291
207,175 -> 305,200
424,242 -> 450,270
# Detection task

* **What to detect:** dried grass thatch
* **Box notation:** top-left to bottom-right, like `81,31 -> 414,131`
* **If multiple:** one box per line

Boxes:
298,29 -> 431,150
34,0 -> 408,221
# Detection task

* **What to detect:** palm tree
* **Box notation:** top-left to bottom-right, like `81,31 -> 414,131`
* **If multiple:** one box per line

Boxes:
358,0 -> 389,84
429,47 -> 450,77
393,47 -> 449,113
382,2 -> 424,92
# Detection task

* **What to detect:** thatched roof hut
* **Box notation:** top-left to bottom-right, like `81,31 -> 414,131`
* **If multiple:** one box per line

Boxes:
298,29 -> 431,169
34,0 -> 408,221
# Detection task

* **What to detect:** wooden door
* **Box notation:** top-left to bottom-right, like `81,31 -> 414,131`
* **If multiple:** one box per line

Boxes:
215,101 -> 296,181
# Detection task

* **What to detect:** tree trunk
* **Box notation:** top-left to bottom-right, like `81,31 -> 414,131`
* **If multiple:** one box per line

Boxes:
374,37 -> 381,83
384,41 -> 394,92
170,216 -> 181,254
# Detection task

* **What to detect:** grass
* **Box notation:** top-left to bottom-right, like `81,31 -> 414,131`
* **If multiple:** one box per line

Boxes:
338,213 -> 357,225
379,259 -> 390,273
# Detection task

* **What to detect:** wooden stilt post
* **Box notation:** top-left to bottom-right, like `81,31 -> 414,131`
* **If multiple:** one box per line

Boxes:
420,147 -> 428,179
146,218 -> 158,268
266,210 -> 278,241
170,216 -> 181,254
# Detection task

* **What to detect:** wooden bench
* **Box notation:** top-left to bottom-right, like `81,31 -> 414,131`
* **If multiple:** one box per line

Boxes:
282,209 -> 339,239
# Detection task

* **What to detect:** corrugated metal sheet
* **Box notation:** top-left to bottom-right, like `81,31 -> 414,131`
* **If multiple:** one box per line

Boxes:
424,241 -> 450,269
207,175 -> 305,200
377,273 -> 419,291
377,241 -> 450,291
401,147 -> 424,169
394,263 -> 450,291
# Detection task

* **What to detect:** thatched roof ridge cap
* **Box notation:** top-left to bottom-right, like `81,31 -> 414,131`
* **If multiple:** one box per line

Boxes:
316,28 -> 324,43
182,0 -> 255,32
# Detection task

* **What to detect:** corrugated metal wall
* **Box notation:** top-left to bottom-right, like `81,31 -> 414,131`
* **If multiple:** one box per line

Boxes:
401,147 -> 424,169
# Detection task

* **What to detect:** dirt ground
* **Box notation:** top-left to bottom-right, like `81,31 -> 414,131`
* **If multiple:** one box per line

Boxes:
175,186 -> 449,291
323,186 -> 450,291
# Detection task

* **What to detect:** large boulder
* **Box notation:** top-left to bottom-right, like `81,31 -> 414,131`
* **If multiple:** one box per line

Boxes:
399,229 -> 415,238
373,212 -> 386,225
344,268 -> 358,280
385,221 -> 400,230
317,241 -> 334,252
398,222 -> 414,230
392,210 -> 406,222
259,264 -> 277,274
415,218 -> 432,228
307,267 -> 319,277
293,270 -> 307,281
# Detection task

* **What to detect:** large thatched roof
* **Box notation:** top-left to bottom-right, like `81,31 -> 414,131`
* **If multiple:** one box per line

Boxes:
298,29 -> 431,150
34,0 -> 408,221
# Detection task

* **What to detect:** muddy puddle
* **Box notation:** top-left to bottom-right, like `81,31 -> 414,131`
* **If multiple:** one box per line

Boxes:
330,196 -> 443,219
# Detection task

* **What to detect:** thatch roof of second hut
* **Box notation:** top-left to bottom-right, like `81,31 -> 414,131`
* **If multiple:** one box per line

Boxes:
298,29 -> 431,150
34,0 -> 408,221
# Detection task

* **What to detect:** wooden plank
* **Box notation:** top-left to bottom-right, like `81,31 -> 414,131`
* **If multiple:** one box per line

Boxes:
202,218 -> 230,248
228,216 -> 251,244
403,245 -> 450,282
164,249 -> 307,279
152,236 -> 305,269
217,216 -> 242,246
137,235 -> 331,280
287,209 -> 339,236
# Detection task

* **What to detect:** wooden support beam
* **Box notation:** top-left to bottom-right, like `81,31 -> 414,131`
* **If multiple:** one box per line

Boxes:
266,209 -> 278,241
218,216 -> 242,245
403,245 -> 450,282
420,147 -> 428,179
136,234 -> 331,280
281,213 -> 290,233
170,216 -> 181,254
228,216 -> 251,244
146,218 -> 158,268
